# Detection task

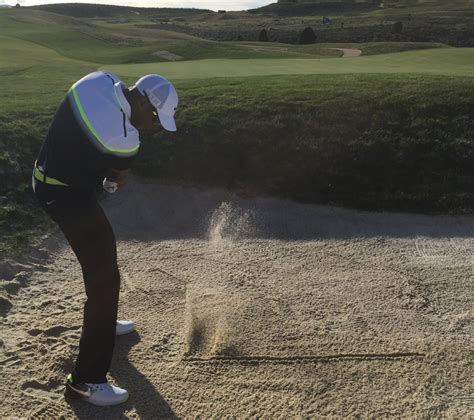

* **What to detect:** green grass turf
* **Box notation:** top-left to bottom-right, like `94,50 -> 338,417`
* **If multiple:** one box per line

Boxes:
0,36 -> 97,112
1,7 -> 459,66
0,9 -> 174,64
0,9 -> 339,63
105,48 -> 474,80
135,73 -> 473,215
91,0 -> 471,47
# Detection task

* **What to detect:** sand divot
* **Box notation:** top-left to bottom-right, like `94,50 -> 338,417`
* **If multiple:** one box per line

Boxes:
184,286 -> 242,358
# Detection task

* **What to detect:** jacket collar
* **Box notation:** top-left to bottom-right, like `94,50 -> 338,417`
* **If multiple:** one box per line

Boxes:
114,82 -> 132,121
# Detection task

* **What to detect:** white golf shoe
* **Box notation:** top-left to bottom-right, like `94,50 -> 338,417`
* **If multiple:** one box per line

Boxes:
65,374 -> 128,406
116,320 -> 135,336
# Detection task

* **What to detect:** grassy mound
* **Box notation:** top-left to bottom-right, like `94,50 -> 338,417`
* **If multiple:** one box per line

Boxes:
34,3 -> 213,18
127,0 -> 473,46
0,9 -> 339,63
135,73 -> 474,214
249,1 -> 379,17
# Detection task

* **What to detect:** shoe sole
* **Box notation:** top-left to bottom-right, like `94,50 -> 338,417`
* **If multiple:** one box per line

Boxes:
84,394 -> 129,406
116,327 -> 135,336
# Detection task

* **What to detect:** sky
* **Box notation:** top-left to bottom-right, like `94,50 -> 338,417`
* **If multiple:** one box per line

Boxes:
0,0 -> 271,12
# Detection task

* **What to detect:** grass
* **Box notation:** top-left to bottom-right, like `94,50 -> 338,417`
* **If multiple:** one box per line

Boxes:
0,9 -> 167,64
0,9 -> 338,63
90,0 -> 471,47
0,3 -> 473,258
0,190 -> 53,258
0,36 -> 96,112
2,7 -> 465,65
106,48 -> 474,79
135,73 -> 474,214
0,30 -> 96,257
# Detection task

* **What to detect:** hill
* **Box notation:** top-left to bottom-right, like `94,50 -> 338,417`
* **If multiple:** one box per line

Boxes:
249,1 -> 380,16
35,3 -> 214,18
0,8 -> 343,64
27,1 -> 474,46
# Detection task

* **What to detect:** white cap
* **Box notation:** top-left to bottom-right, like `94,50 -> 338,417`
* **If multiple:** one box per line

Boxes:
134,74 -> 178,132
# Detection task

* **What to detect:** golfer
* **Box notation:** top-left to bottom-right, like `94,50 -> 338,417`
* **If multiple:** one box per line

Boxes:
32,71 -> 178,406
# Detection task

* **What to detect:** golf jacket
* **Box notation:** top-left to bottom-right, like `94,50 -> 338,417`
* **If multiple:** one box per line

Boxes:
36,71 -> 140,190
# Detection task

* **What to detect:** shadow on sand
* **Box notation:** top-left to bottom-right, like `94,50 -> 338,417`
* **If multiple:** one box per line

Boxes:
65,331 -> 177,418
105,178 -> 474,242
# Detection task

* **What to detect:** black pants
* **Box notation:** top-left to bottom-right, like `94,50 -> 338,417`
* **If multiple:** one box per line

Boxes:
32,177 -> 120,384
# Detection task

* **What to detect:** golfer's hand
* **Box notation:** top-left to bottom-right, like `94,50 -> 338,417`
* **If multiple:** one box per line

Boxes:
103,178 -> 118,193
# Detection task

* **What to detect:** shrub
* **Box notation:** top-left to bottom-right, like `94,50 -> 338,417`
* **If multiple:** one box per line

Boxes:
298,26 -> 316,44
258,29 -> 269,42
392,21 -> 403,34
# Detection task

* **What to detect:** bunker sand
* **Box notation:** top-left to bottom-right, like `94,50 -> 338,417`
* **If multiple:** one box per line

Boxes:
1,177 -> 473,417
329,48 -> 362,58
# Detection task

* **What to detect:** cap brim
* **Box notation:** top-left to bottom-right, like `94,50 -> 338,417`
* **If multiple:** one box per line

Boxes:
157,111 -> 176,132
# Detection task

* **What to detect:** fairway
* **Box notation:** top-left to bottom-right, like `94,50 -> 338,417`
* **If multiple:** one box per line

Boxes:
0,35 -> 96,111
105,48 -> 474,80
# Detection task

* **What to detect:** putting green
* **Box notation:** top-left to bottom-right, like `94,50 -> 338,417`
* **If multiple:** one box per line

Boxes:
104,48 -> 474,80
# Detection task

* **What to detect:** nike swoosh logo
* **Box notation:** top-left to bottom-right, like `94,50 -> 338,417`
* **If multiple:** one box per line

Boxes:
46,200 -> 56,205
68,384 -> 91,398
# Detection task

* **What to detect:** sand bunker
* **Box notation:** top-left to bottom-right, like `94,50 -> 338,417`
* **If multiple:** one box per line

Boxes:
329,48 -> 362,58
1,176 -> 473,417
151,50 -> 183,61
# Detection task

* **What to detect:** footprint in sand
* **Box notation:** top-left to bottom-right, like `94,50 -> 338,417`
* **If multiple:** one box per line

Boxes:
27,325 -> 80,346
1,280 -> 21,295
28,400 -> 66,418
21,379 -> 63,402
43,325 -> 78,337
0,295 -> 12,316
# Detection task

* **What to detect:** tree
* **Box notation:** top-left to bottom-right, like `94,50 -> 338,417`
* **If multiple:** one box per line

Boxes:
258,29 -> 269,42
298,26 -> 316,44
